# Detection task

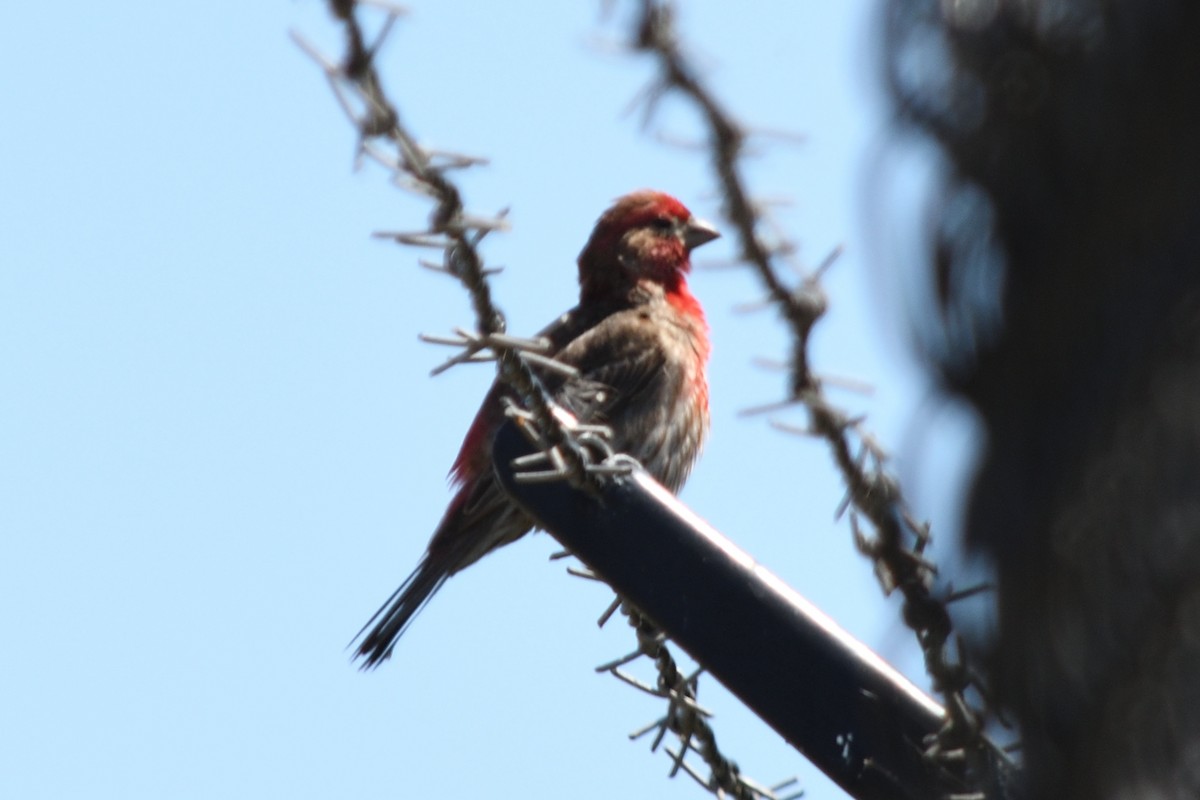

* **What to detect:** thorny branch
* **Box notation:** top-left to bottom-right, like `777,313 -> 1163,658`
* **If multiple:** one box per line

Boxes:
298,2 -> 779,798
626,0 -> 987,769
295,0 -> 605,489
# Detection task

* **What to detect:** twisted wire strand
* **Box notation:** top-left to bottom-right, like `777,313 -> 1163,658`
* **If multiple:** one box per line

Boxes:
626,0 -> 987,768
294,1 -> 604,488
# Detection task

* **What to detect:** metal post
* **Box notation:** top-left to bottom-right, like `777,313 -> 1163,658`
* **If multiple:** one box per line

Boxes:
493,423 -> 1022,800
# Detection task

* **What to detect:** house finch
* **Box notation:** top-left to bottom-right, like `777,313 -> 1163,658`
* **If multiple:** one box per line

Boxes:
354,190 -> 718,668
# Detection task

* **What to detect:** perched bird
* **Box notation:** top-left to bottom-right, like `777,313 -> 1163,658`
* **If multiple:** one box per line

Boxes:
354,190 -> 718,668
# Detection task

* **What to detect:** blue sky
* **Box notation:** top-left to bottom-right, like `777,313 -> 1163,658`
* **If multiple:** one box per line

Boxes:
1,2 -> 975,798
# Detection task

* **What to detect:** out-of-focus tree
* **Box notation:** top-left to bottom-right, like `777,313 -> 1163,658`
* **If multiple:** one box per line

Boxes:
884,2 -> 1200,798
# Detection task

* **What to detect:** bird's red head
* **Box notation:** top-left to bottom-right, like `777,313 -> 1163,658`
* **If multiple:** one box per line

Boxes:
577,190 -> 719,305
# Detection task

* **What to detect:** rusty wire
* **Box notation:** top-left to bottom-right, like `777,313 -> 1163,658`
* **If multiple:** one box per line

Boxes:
600,601 -> 805,800
564,558 -> 799,800
624,0 -> 988,769
293,0 -> 610,489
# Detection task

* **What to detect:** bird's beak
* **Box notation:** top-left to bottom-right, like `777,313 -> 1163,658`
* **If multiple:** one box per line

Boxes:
683,217 -> 720,251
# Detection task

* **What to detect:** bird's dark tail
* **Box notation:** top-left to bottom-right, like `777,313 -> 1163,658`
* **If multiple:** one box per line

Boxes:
351,554 -> 450,669
352,477 -> 530,668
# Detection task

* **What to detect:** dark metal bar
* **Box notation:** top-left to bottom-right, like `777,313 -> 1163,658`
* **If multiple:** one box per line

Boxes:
492,423 -> 1022,800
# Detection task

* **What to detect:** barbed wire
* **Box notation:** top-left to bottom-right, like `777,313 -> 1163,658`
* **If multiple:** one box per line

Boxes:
623,0 -> 990,769
293,0 -> 613,489
612,603 -> 804,800
562,561 -> 802,800
296,2 -> 785,798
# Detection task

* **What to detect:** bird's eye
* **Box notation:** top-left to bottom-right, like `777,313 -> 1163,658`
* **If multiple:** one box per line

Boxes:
649,217 -> 675,232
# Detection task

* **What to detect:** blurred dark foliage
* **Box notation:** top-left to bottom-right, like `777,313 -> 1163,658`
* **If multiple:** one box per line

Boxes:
883,1 -> 1200,798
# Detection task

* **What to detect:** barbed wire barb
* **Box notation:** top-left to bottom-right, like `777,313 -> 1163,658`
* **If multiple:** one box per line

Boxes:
596,600 -> 798,800
596,595 -> 622,626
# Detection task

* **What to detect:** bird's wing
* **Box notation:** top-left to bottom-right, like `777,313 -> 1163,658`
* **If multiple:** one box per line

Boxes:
446,308 -> 591,486
551,308 -> 670,424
